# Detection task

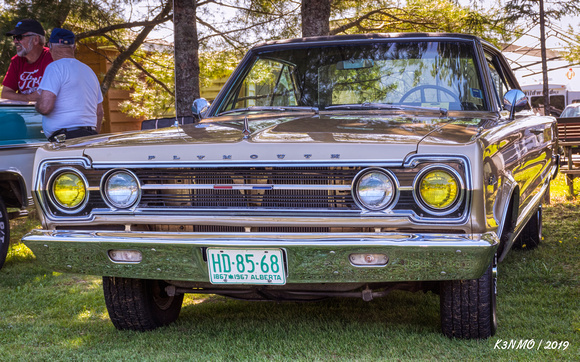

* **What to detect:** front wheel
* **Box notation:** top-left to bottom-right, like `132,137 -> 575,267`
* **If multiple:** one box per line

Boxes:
440,257 -> 497,339
103,277 -> 184,331
0,197 -> 10,270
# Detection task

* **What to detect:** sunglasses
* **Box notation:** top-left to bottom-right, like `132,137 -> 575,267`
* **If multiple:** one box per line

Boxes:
12,34 -> 36,41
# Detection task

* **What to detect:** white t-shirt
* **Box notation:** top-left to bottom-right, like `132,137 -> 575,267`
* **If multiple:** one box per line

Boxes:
38,58 -> 103,137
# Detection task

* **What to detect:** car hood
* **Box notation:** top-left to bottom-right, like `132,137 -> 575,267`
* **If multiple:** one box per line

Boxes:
58,112 -> 486,163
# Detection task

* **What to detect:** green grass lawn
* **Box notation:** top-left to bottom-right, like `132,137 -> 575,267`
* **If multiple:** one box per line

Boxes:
1,174 -> 578,360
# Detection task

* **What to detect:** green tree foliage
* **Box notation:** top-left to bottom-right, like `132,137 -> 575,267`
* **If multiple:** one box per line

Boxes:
502,0 -> 580,23
117,46 -> 240,119
329,0 -> 513,46
242,0 -> 515,45
564,29 -> 580,65
0,0 -> 130,78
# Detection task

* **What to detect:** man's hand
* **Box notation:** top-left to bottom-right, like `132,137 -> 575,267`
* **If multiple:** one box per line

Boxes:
1,86 -> 40,102
35,89 -> 57,115
96,103 -> 104,133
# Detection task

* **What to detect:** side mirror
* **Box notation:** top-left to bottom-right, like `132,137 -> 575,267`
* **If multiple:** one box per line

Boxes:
503,89 -> 529,120
192,98 -> 210,119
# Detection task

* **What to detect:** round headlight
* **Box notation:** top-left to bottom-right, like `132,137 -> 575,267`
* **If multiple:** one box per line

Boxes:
52,171 -> 87,209
103,170 -> 140,209
418,169 -> 459,210
354,169 -> 396,211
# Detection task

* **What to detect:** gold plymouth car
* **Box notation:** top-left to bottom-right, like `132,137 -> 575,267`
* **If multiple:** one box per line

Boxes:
24,33 -> 558,339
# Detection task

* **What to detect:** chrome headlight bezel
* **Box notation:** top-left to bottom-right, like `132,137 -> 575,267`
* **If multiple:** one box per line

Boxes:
413,164 -> 464,216
352,167 -> 399,211
100,169 -> 141,209
47,167 -> 89,214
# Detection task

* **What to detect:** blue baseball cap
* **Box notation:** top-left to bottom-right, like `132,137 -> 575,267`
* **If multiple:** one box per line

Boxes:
49,28 -> 75,45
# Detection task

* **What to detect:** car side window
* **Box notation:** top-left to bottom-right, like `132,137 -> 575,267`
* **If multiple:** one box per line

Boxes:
485,53 -> 512,110
223,58 -> 298,111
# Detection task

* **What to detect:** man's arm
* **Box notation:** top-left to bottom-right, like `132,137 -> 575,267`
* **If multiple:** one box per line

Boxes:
96,102 -> 104,133
1,86 -> 40,102
35,89 -> 57,115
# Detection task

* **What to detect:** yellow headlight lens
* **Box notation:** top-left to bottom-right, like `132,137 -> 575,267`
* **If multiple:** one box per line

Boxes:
419,170 -> 458,209
52,172 -> 86,208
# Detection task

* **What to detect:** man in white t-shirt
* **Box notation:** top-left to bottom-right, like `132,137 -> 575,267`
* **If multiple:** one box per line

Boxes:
36,28 -> 103,142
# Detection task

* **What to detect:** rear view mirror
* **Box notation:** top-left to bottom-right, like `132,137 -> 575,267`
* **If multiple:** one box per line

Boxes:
503,89 -> 529,120
192,98 -> 210,119
336,59 -> 374,70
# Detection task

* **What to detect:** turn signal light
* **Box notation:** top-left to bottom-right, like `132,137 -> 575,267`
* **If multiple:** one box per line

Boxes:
108,250 -> 142,263
349,253 -> 388,266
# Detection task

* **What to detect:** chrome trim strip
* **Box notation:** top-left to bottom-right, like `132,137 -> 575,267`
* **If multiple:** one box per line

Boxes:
141,184 -> 352,191
405,155 -> 472,224
0,141 -> 46,150
46,167 -> 90,214
40,213 -> 473,232
35,158 -> 93,221
40,207 -> 471,226
495,173 -> 517,245
351,167 -> 400,211
412,164 -> 466,216
24,229 -> 494,245
100,169 -> 142,210
91,161 -> 404,168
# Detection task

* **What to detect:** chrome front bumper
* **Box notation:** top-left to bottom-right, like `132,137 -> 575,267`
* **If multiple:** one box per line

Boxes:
23,230 -> 499,282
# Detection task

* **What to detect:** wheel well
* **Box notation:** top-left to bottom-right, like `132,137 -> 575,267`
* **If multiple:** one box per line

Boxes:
497,187 -> 519,259
0,173 -> 27,209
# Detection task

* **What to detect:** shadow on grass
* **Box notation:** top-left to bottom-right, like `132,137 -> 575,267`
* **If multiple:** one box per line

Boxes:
178,288 -> 441,332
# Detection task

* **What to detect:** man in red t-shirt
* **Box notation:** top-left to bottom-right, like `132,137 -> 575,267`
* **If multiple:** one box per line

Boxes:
2,19 -> 53,102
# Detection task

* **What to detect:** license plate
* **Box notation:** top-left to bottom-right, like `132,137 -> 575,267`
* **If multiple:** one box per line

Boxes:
207,248 -> 286,285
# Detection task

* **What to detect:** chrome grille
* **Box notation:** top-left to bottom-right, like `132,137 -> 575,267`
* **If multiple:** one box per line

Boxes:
135,167 -> 360,210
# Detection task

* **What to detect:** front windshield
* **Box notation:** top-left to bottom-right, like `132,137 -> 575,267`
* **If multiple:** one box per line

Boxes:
219,40 -> 487,113
561,105 -> 580,118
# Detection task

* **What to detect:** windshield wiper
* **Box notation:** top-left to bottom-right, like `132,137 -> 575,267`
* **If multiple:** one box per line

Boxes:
324,103 -> 448,116
218,106 -> 319,116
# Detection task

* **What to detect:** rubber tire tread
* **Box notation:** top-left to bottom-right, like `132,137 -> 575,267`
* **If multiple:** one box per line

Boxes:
0,197 -> 10,270
513,206 -> 542,250
102,276 -> 183,331
440,265 -> 494,339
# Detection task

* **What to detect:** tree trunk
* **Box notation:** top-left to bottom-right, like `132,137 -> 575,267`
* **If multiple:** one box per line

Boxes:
539,0 -> 550,116
301,0 -> 330,37
174,0 -> 200,118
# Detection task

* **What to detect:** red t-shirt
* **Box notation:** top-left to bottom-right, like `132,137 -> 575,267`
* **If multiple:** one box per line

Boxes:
2,47 -> 53,94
